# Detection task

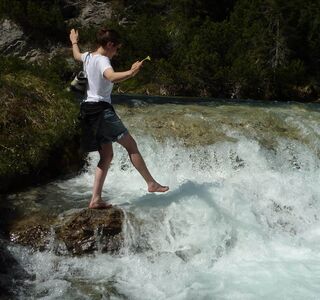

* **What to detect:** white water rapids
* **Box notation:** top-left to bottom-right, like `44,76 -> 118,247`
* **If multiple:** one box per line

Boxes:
7,100 -> 320,299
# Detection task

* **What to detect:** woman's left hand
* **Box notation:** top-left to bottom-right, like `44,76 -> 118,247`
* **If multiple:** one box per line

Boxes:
131,61 -> 143,76
131,61 -> 143,70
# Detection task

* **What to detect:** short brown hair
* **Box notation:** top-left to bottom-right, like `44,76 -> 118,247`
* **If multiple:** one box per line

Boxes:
96,28 -> 121,47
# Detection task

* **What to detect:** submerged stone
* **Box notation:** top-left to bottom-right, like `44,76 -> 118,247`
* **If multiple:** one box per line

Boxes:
115,102 -> 313,150
10,207 -> 125,256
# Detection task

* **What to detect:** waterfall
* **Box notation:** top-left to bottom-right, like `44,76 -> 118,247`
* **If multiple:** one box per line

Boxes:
6,100 -> 320,299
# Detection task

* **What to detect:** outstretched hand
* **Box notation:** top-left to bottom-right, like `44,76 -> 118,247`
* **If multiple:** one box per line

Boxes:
131,61 -> 143,76
69,29 -> 79,44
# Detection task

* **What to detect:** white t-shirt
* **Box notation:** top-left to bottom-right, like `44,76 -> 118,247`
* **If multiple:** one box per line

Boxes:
81,52 -> 114,103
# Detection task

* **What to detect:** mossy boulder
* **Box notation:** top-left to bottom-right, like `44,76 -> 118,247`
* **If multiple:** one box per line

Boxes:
55,208 -> 124,255
10,208 -> 125,256
0,60 -> 85,192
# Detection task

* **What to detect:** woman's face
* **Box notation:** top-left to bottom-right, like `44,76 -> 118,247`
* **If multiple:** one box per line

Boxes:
109,43 -> 122,58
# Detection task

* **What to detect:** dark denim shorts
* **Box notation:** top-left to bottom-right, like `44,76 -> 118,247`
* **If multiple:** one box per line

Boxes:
80,102 -> 128,152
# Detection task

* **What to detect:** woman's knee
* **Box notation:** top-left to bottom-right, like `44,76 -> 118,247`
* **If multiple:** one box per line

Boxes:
98,152 -> 113,168
99,145 -> 114,165
102,151 -> 114,162
118,134 -> 139,153
127,142 -> 139,155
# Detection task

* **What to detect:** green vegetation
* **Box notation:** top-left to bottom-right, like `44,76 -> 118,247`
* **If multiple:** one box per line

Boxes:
113,0 -> 320,100
0,57 -> 84,192
1,0 -> 319,100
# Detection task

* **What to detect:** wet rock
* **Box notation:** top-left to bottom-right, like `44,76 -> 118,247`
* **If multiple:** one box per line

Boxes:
55,208 -> 124,255
10,208 -> 125,256
9,214 -> 56,251
68,278 -> 128,300
115,103 -> 307,149
175,247 -> 201,262
10,225 -> 52,251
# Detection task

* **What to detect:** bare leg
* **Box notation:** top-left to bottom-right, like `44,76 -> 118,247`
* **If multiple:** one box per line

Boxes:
89,143 -> 114,209
117,133 -> 169,192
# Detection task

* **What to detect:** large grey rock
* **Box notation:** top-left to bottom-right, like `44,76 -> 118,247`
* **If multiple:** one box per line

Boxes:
65,0 -> 113,27
0,19 -> 27,56
0,1 -> 114,61
0,19 -> 44,61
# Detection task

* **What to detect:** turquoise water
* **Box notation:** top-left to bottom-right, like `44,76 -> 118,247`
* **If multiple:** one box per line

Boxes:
7,100 -> 320,299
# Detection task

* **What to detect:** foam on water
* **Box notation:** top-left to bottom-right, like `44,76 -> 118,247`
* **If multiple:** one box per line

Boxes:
8,103 -> 320,299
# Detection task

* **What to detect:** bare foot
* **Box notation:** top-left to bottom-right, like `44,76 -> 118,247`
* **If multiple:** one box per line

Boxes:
148,182 -> 169,193
89,198 -> 112,209
89,202 -> 112,209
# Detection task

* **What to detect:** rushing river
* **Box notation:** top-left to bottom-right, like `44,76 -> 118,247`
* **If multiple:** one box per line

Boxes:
5,98 -> 320,299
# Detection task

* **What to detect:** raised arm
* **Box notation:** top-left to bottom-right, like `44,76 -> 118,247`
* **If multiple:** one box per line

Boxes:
69,29 -> 82,62
104,61 -> 143,83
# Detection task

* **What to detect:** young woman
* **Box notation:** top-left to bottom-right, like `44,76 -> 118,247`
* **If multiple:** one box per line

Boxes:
69,28 -> 169,209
